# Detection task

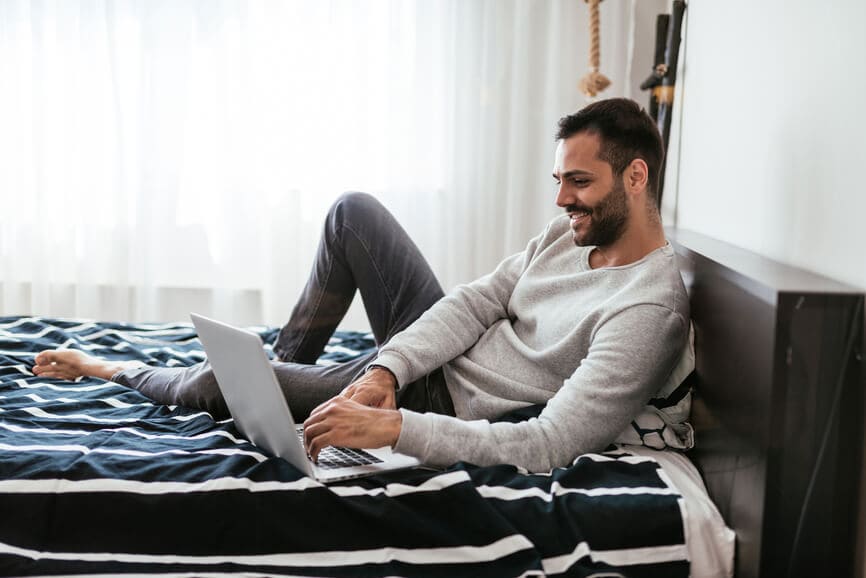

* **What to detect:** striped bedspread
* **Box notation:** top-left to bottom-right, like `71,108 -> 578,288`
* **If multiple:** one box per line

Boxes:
0,317 -> 689,577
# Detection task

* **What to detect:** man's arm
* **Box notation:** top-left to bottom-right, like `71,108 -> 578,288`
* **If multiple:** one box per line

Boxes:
304,302 -> 688,471
393,303 -> 688,472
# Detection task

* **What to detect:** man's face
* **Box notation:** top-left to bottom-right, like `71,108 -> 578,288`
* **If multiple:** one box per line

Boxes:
552,132 -> 629,248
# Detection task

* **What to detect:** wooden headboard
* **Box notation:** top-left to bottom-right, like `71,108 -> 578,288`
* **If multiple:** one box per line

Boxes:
668,229 -> 864,578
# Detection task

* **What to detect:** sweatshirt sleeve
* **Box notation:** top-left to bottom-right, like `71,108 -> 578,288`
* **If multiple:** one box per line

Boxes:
372,226 -> 550,388
393,302 -> 689,473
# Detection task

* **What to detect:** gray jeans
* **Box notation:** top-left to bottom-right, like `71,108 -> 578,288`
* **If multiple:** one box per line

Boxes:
114,192 -> 455,420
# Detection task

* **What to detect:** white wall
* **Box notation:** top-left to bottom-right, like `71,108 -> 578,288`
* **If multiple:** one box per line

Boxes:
671,1 -> 866,574
672,0 -> 866,290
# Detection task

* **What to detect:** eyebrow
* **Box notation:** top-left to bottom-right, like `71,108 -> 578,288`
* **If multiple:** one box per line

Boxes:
553,170 -> 594,180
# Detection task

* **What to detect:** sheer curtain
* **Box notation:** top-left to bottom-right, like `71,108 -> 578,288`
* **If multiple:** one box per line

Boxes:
0,0 -> 648,327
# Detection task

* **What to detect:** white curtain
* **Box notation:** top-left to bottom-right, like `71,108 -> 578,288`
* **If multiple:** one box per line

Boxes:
0,0 -> 652,327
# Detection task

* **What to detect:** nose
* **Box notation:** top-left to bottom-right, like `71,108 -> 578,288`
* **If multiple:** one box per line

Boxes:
555,182 -> 572,209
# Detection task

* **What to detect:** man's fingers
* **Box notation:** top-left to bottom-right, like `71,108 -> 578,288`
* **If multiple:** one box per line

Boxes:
303,401 -> 401,466
303,420 -> 327,449
303,401 -> 345,458
307,433 -> 330,462
306,432 -> 323,461
305,422 -> 347,462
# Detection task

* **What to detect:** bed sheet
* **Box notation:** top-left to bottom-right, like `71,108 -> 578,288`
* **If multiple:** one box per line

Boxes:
0,316 -> 728,577
626,446 -> 734,578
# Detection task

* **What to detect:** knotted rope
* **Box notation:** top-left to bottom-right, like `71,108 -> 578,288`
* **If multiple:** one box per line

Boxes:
579,0 -> 611,98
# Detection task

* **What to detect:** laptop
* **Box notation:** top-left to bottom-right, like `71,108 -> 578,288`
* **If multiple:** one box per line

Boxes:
190,313 -> 421,483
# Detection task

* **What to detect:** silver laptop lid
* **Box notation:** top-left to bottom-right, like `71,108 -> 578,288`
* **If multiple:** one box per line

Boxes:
190,313 -> 313,476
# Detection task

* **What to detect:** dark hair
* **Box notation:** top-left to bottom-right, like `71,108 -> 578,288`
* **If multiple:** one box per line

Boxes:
556,98 -> 664,203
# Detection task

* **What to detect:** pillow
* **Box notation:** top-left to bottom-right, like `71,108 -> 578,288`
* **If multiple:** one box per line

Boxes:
614,322 -> 695,450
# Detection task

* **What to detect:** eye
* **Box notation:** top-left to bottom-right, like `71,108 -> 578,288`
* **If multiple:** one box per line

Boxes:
571,178 -> 590,187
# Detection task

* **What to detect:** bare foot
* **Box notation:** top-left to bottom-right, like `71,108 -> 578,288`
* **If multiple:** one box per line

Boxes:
33,350 -> 144,381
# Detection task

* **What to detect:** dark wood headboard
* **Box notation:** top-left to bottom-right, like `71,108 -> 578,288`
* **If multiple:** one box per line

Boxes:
668,229 -> 864,578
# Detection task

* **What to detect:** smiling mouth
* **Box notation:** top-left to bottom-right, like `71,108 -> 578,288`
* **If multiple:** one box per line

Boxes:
569,210 -> 590,224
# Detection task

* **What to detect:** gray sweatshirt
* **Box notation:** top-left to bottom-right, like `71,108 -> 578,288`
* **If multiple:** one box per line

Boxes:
374,214 -> 690,473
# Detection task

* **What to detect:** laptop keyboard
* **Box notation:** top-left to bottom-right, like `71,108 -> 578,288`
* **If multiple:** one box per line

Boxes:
296,428 -> 383,470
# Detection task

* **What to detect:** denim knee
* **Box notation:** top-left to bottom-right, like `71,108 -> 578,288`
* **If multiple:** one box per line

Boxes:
329,191 -> 385,227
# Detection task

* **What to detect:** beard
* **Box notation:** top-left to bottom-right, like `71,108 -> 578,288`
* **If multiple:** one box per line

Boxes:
570,179 -> 629,247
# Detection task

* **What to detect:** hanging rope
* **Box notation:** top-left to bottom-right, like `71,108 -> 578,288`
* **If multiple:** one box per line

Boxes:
579,0 -> 611,98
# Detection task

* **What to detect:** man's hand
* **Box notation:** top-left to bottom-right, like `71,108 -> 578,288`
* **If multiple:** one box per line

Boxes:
340,366 -> 397,409
303,397 -> 402,461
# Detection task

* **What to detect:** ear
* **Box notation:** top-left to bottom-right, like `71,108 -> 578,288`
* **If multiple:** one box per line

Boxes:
624,158 -> 649,195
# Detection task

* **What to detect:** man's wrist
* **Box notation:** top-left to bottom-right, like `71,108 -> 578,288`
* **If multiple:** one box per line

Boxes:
367,364 -> 398,389
387,408 -> 403,448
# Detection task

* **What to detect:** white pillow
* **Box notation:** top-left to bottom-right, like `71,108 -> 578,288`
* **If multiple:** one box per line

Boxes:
615,323 -> 695,450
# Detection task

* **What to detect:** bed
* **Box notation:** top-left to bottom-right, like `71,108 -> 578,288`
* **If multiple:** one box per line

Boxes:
2,229 -> 857,578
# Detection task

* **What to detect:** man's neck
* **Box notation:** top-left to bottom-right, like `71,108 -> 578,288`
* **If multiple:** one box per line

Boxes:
588,224 -> 666,269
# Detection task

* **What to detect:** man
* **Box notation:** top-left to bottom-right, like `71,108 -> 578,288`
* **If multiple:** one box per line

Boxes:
34,98 -> 689,474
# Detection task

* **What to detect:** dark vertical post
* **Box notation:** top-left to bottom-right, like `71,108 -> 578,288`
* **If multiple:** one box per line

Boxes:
647,14 -> 670,122
655,0 -> 686,209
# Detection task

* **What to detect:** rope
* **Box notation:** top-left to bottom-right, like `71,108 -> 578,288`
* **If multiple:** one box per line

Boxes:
579,0 -> 611,98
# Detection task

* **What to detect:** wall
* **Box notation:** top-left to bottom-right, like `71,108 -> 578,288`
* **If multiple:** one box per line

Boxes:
672,0 -> 866,289
669,0 -> 866,574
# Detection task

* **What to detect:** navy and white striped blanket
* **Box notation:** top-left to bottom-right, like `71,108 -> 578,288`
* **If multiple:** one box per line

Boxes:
0,317 -> 689,577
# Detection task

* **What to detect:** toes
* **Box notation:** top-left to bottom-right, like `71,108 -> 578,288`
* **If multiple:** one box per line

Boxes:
32,365 -> 55,378
33,351 -> 69,378
35,350 -> 63,366
33,366 -> 75,381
